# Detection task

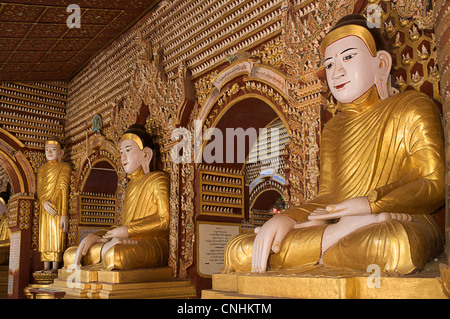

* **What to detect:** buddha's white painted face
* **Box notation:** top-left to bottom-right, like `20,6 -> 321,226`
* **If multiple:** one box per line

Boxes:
324,35 -> 381,103
45,144 -> 63,162
120,139 -> 145,174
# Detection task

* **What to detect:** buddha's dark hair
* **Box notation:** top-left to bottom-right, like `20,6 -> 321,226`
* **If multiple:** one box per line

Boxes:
328,14 -> 388,52
123,124 -> 154,150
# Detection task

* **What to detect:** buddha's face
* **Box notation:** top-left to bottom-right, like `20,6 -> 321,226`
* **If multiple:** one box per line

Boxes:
120,139 -> 146,174
45,144 -> 63,162
324,35 -> 379,103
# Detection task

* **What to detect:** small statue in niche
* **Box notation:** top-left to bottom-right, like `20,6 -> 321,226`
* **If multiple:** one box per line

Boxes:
92,114 -> 102,134
223,14 -> 444,275
0,191 -> 11,265
36,138 -> 72,273
63,124 -> 170,271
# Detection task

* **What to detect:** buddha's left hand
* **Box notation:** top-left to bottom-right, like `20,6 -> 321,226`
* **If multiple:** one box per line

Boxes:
308,197 -> 371,221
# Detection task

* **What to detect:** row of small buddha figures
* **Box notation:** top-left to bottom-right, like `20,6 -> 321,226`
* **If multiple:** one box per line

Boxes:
5,15 -> 445,277
189,19 -> 282,76
80,205 -> 115,211
202,185 -> 242,195
163,0 -> 282,70
80,217 -> 115,224
0,87 -> 66,108
202,205 -> 236,214
81,211 -> 115,218
2,82 -> 67,99
202,195 -> 242,205
202,174 -> 242,185
0,102 -> 64,120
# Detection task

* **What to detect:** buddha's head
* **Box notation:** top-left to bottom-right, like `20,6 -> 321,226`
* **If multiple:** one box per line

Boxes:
120,124 -> 154,174
320,14 -> 392,104
45,138 -> 64,162
0,192 -> 10,216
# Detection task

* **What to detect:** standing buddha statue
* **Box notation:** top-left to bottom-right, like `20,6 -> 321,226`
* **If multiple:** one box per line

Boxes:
223,14 -> 444,275
63,124 -> 170,270
37,138 -> 72,273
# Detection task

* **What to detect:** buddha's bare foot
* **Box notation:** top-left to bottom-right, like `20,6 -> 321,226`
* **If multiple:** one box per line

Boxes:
378,212 -> 413,222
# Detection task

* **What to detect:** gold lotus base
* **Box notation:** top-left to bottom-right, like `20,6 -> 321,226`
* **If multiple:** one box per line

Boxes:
43,267 -> 196,299
32,271 -> 58,284
203,257 -> 450,299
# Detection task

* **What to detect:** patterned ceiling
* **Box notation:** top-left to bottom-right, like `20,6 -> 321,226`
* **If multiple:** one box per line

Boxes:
0,0 -> 160,82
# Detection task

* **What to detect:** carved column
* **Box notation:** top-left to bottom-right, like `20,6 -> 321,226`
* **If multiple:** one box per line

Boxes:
434,0 -> 450,264
7,194 -> 33,299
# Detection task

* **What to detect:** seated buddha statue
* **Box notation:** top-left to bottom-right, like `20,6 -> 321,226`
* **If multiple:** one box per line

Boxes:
0,191 -> 11,265
63,124 -> 170,270
223,14 -> 444,275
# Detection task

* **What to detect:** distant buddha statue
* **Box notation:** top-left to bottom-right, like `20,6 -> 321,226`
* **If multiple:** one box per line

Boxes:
63,124 -> 169,270
37,138 -> 72,273
223,14 -> 444,275
0,191 -> 11,265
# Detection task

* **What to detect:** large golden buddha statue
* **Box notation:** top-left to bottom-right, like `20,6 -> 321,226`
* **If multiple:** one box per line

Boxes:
0,191 -> 11,265
224,14 -> 444,275
63,124 -> 170,270
37,138 -> 72,273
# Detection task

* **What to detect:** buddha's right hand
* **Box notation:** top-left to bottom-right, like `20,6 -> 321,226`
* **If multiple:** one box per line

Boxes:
73,233 -> 106,266
251,215 -> 296,273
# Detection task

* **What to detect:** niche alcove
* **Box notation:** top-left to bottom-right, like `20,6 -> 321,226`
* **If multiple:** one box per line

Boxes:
77,159 -> 118,241
198,96 -> 290,228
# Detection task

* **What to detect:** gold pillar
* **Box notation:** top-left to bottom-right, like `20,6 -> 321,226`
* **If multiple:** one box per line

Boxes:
434,0 -> 450,264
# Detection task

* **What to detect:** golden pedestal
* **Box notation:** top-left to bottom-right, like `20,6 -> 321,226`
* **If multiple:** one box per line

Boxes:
203,257 -> 450,299
23,272 -> 61,299
46,267 -> 196,299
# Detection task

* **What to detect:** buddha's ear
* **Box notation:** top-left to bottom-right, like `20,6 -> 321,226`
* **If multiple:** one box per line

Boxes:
375,50 -> 392,100
57,149 -> 65,162
141,147 -> 153,174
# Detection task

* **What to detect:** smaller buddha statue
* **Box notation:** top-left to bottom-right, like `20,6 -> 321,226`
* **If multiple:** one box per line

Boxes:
0,191 -> 11,265
37,138 -> 72,273
63,124 -> 170,271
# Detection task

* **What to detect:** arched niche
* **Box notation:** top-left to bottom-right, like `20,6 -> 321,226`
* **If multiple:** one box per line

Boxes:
197,93 -> 290,225
200,95 -> 289,171
71,136 -> 121,244
0,128 -> 35,194
81,159 -> 118,195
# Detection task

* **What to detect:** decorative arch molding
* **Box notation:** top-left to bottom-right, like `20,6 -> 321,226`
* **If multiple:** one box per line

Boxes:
109,31 -> 195,149
0,128 -> 35,194
195,59 -> 289,133
73,134 -> 121,194
249,178 -> 286,210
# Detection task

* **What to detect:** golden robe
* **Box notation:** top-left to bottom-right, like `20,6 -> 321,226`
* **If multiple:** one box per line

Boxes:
0,214 -> 10,265
37,160 -> 71,262
64,168 -> 170,270
224,88 -> 444,275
